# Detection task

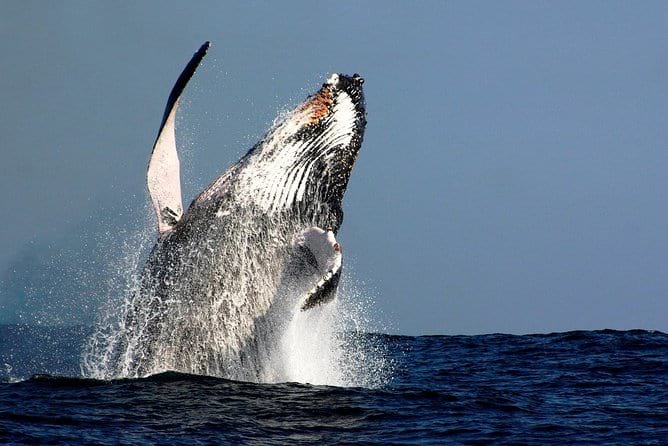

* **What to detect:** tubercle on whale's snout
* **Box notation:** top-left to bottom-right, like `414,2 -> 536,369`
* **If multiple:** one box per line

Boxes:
325,72 -> 365,89
327,73 -> 366,109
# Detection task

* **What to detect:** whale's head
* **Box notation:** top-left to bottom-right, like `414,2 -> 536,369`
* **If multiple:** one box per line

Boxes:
246,73 -> 366,227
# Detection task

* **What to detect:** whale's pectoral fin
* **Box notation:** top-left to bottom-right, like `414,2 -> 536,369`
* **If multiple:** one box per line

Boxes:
292,227 -> 343,311
147,41 -> 210,235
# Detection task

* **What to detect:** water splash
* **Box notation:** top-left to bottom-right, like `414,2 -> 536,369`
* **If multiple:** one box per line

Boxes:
81,210 -> 390,388
80,208 -> 155,380
262,274 -> 392,387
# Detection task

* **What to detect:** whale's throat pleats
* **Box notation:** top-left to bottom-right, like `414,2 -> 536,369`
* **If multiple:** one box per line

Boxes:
246,91 -> 358,213
192,76 -> 365,222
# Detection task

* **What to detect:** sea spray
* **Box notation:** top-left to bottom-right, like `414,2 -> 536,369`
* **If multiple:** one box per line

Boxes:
80,207 -> 156,379
82,215 -> 390,387
265,276 -> 392,387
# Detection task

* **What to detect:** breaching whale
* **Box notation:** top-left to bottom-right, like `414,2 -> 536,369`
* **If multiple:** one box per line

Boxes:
101,42 -> 366,379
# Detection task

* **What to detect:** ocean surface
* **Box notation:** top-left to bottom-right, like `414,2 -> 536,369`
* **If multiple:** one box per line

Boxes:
0,325 -> 666,445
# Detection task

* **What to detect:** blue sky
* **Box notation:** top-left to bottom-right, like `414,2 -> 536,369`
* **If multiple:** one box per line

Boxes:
1,1 -> 666,334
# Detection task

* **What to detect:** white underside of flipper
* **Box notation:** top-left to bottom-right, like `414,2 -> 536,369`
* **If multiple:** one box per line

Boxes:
148,106 -> 183,234
147,42 -> 210,235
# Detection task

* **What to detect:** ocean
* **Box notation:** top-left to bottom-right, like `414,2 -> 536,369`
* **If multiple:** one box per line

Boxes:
0,325 -> 666,444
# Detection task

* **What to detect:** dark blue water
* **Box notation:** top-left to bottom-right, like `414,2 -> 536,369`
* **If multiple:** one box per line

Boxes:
1,325 -> 666,444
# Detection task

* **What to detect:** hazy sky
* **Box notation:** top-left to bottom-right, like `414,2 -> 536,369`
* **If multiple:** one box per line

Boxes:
1,1 -> 666,334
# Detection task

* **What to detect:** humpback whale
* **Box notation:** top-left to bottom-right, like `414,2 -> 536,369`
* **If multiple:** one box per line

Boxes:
99,42 -> 366,379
